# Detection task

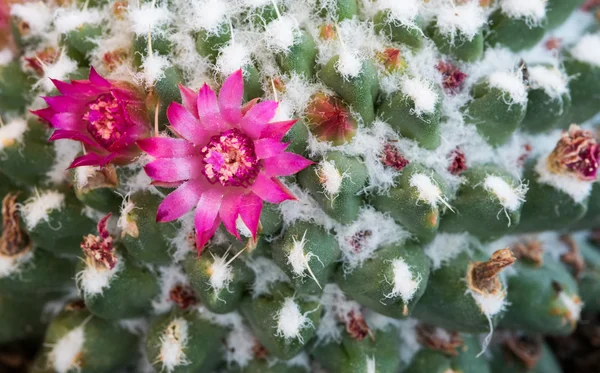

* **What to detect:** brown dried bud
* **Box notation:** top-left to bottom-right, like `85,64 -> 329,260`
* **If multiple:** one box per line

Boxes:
468,248 -> 516,294
252,340 -> 269,359
547,124 -> 600,181
76,165 -> 118,193
0,193 -> 31,257
559,235 -> 585,278
381,143 -> 410,171
512,240 -> 544,266
81,213 -> 117,270
168,284 -> 197,310
416,324 -> 464,356
344,310 -> 372,341
504,334 -> 542,369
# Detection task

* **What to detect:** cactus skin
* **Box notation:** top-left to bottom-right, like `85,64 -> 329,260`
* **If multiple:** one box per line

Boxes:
2,0 -> 600,372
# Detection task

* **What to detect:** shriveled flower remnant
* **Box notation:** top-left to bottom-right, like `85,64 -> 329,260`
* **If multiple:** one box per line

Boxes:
81,213 -> 118,270
547,124 -> 600,181
140,70 -> 313,252
33,68 -> 151,168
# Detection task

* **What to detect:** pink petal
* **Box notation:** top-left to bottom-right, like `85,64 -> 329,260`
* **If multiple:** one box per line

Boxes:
263,153 -> 314,177
197,84 -> 226,131
251,172 -> 296,204
69,153 -> 117,168
240,101 -> 278,139
51,79 -> 79,96
195,219 -> 221,255
49,130 -> 97,147
138,137 -> 198,158
31,107 -> 56,123
89,67 -> 111,87
241,98 -> 260,116
179,84 -> 198,119
219,193 -> 242,239
218,70 -> 244,125
156,180 -> 204,222
43,95 -> 82,112
194,188 -> 223,234
259,119 -> 297,141
144,157 -> 205,182
239,193 -> 262,239
51,112 -> 84,131
167,102 -> 209,145
253,138 -> 288,159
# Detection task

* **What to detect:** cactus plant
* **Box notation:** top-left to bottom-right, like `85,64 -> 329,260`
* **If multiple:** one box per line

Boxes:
2,0 -> 600,372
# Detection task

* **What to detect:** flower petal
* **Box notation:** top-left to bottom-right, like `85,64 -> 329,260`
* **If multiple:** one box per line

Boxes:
218,70 -> 244,125
251,172 -> 296,204
144,157 -> 205,182
219,193 -> 242,239
89,67 -> 111,87
194,188 -> 223,234
31,108 -> 55,123
167,102 -> 209,145
263,153 -> 314,177
253,138 -> 288,160
43,95 -> 83,112
259,119 -> 297,141
179,84 -> 198,119
50,112 -> 85,131
240,101 -> 278,139
239,193 -> 262,239
138,137 -> 198,158
195,219 -> 220,255
69,153 -> 117,168
197,83 -> 226,131
49,129 -> 97,147
156,180 -> 204,222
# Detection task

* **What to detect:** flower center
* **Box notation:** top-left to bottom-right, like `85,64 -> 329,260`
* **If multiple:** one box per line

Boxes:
84,92 -> 130,148
201,129 -> 260,187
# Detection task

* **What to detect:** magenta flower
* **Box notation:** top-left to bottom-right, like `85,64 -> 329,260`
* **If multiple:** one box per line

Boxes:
33,68 -> 150,168
139,70 -> 313,252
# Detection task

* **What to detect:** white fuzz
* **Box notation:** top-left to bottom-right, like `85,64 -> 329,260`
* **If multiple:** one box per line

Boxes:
117,198 -> 136,232
528,66 -> 569,99
317,284 -> 362,342
435,2 -> 487,40
336,50 -> 362,78
139,53 -> 170,88
286,353 -> 311,370
558,291 -> 583,323
54,8 -> 103,34
216,42 -> 251,76
409,173 -> 443,207
189,0 -> 229,33
366,356 -> 376,373
37,54 -> 78,92
483,175 -> 527,212
129,3 -> 172,36
396,318 -> 421,363
78,255 -> 123,296
158,318 -> 191,372
209,253 -> 233,291
235,216 -> 252,238
0,49 -> 13,65
376,0 -> 420,25
571,34 -> 600,67
534,156 -> 593,203
488,71 -> 528,106
0,118 -> 28,150
10,2 -> 53,36
224,322 -> 255,368
50,326 -> 86,373
118,318 -> 149,335
75,166 -> 101,189
47,140 -> 81,185
425,233 -> 473,270
468,289 -> 507,355
500,0 -> 547,23
400,77 -> 438,116
275,297 -> 312,341
317,160 -> 344,196
152,265 -> 188,314
265,16 -> 300,53
20,191 -> 65,230
246,257 -> 289,297
385,258 -> 421,303
0,251 -> 33,278
279,184 -> 338,231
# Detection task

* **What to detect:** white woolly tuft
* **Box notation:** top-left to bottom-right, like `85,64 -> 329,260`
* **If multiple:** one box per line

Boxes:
53,8 -> 103,34
138,52 -> 170,89
275,297 -> 312,341
488,71 -> 528,106
10,2 -> 53,37
77,255 -> 124,296
571,33 -> 600,67
224,321 -> 255,368
0,118 -> 28,150
396,318 -> 421,363
37,54 -> 78,93
47,140 -> 81,185
400,77 -> 438,116
317,284 -> 363,342
0,48 -> 14,65
528,65 -> 569,99
534,156 -> 593,204
287,230 -> 322,280
0,250 -> 33,278
279,183 -> 338,231
74,166 -> 100,189
152,265 -> 189,314
264,16 -> 300,53
286,352 -> 311,370
186,0 -> 229,33
425,233 -> 473,269
50,326 -> 86,373
409,173 -> 444,207
385,258 -> 421,303
20,190 -> 65,230
558,291 -> 583,323
468,288 -> 507,356
376,0 -> 420,25
336,50 -> 363,78
128,2 -> 173,36
483,175 -> 527,213
246,257 -> 289,297
317,160 -> 344,196
500,0 -> 547,23
435,2 -> 487,41
216,41 -> 251,76
337,207 -> 409,270
209,253 -> 234,291
158,318 -> 191,372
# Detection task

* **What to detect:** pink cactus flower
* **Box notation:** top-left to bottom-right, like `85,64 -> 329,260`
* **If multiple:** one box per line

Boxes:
139,70 -> 313,253
33,68 -> 151,168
